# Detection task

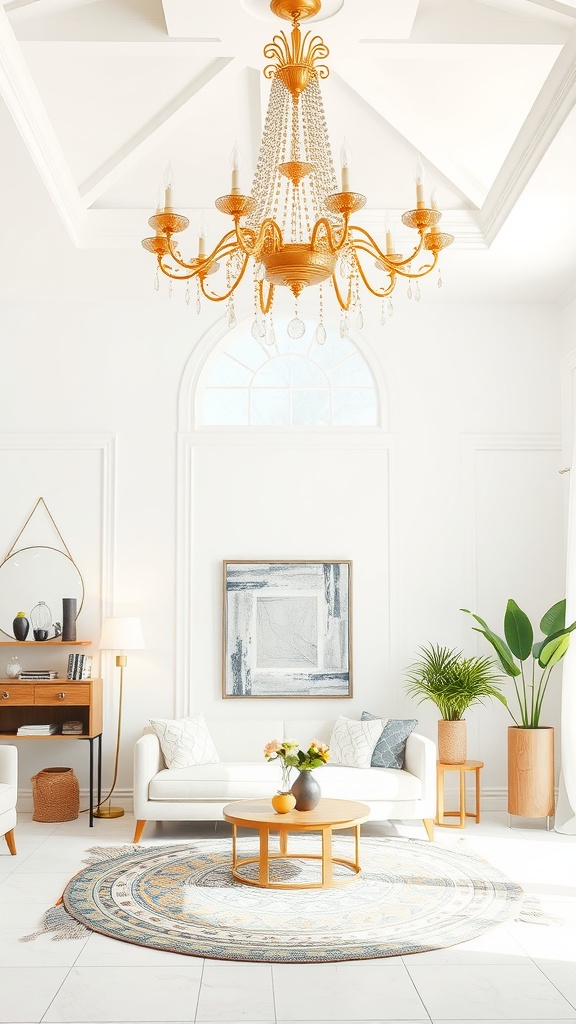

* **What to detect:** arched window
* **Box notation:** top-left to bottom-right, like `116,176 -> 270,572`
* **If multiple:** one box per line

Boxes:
201,318 -> 378,427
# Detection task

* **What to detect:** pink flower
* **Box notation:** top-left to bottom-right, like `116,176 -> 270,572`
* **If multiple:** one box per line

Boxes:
263,739 -> 280,759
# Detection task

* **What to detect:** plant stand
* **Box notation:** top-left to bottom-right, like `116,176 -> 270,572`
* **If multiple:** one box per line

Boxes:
435,760 -> 483,828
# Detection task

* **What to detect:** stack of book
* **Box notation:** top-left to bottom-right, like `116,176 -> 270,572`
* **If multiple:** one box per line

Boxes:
67,654 -> 92,680
18,670 -> 59,680
62,720 -> 83,735
17,723 -> 59,736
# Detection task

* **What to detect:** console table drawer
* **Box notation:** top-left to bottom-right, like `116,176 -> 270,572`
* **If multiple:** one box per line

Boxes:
35,685 -> 90,706
0,685 -> 34,705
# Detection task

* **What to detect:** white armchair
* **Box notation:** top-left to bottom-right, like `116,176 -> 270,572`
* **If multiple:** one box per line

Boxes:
0,745 -> 17,855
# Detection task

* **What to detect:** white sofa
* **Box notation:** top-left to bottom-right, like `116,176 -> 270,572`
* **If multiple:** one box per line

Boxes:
133,718 -> 436,843
0,745 -> 18,856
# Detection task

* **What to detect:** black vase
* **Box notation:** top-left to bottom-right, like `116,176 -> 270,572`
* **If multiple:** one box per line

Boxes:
13,615 -> 29,641
291,770 -> 321,811
62,598 -> 77,642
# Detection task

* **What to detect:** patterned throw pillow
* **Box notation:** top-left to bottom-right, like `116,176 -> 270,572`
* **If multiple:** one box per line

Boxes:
149,713 -> 220,769
329,715 -> 387,769
361,711 -> 417,769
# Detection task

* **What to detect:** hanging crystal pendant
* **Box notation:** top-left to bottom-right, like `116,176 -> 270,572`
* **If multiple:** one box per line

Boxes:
287,317 -> 305,339
438,270 -> 443,289
387,299 -> 394,317
168,280 -> 173,298
315,322 -> 327,345
251,319 -> 260,340
154,269 -> 160,292
415,282 -> 421,302
356,311 -> 364,330
407,283 -> 412,300
266,321 -> 276,347
185,284 -> 190,306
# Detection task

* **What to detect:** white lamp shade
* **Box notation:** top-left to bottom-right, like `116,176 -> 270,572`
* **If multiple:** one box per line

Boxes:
100,616 -> 144,652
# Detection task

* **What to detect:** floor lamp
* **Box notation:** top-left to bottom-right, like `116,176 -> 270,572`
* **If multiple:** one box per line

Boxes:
94,615 -> 145,820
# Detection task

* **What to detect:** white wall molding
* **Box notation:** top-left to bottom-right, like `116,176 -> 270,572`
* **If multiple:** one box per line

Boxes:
0,431 -> 117,746
175,432 -> 397,718
461,432 -> 563,612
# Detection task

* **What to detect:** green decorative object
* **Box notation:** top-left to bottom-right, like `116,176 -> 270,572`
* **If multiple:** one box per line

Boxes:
462,599 -> 576,728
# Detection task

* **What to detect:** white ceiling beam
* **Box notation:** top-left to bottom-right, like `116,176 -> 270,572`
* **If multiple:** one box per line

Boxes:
0,4 -> 84,242
329,65 -> 485,208
481,24 -> 576,242
524,0 -> 576,17
79,57 -> 239,208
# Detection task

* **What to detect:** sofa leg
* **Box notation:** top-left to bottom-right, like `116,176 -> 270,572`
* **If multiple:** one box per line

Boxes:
133,820 -> 146,843
4,829 -> 16,855
422,818 -> 434,842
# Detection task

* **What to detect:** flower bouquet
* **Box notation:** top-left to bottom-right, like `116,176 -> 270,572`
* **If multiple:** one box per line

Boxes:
264,738 -> 330,813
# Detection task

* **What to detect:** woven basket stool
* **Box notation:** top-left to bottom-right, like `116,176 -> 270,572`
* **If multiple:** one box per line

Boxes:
31,766 -> 80,822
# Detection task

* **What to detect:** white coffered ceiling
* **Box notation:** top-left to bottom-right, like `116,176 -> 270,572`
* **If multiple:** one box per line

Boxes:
1,0 -> 575,303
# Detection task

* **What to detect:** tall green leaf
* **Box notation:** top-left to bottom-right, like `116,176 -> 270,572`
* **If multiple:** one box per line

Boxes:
540,600 -> 566,637
471,626 -> 521,677
504,600 -> 533,660
538,633 -> 570,668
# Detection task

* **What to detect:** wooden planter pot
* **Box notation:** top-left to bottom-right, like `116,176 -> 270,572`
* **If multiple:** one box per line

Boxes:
437,719 -> 467,764
507,726 -> 555,818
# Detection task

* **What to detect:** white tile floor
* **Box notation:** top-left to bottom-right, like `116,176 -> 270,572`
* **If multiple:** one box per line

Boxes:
0,811 -> 575,1024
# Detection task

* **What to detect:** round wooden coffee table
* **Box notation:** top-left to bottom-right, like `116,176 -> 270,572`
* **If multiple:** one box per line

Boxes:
222,797 -> 371,889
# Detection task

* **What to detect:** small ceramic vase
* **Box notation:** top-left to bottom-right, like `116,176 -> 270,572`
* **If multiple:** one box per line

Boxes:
13,612 -> 29,641
5,656 -> 21,679
291,769 -> 321,811
271,792 -> 296,814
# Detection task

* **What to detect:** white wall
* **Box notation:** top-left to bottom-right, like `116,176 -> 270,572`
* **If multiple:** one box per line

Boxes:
0,297 -> 565,810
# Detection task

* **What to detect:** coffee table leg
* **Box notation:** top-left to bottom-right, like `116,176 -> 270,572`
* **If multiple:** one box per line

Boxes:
259,827 -> 269,885
459,768 -> 466,828
279,829 -> 288,856
232,824 -> 237,868
354,824 -> 360,869
321,827 -> 333,887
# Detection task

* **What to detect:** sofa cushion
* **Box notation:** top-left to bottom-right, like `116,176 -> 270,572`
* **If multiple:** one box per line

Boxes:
362,712 -> 418,769
329,715 -> 385,768
148,762 -> 422,802
149,713 -> 219,769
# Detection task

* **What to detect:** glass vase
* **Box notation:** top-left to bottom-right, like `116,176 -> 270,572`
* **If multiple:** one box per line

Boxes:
31,601 -> 52,642
279,760 -> 293,794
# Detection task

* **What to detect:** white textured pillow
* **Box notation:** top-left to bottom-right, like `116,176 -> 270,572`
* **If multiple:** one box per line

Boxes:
329,715 -> 386,769
149,713 -> 220,769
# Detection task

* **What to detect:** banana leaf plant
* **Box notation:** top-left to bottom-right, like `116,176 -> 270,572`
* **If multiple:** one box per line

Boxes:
461,599 -> 576,728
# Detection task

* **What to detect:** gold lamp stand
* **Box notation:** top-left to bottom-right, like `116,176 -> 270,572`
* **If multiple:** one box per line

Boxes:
93,653 -> 127,818
94,616 -> 144,820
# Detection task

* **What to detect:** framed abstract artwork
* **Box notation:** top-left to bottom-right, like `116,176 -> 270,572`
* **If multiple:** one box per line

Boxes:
222,560 -> 352,698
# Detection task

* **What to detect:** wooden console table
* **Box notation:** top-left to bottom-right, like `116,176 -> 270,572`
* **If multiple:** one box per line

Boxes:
0,678 -> 103,827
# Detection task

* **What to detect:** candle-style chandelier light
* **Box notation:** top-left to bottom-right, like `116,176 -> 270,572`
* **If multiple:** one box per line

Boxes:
142,0 -> 454,341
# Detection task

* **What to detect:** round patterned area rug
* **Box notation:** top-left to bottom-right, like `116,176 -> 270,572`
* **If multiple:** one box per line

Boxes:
56,836 -> 524,962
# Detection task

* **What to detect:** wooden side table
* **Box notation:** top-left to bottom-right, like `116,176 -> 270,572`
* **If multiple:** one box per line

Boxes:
436,760 -> 483,828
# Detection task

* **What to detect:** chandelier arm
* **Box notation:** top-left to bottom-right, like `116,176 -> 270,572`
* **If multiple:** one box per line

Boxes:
199,252 -> 251,302
349,225 -> 429,272
351,250 -> 397,299
331,270 -> 353,311
310,216 -> 347,254
157,257 -> 200,282
351,235 -> 439,280
235,218 -> 283,259
258,279 -> 275,315
165,231 -> 239,273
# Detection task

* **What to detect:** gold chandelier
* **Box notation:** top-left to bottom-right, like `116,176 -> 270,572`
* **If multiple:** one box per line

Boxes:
142,0 -> 454,339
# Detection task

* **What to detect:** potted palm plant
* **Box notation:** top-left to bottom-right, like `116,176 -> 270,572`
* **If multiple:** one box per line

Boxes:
404,644 -> 506,764
462,599 -> 576,818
